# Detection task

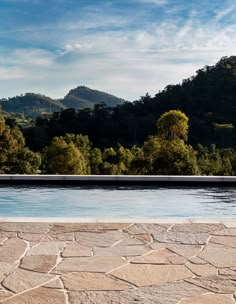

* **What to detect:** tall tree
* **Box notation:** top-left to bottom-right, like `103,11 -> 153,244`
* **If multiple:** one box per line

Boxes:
42,136 -> 87,175
0,114 -> 41,173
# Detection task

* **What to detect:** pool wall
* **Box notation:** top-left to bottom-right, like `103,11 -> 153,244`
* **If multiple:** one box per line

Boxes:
0,175 -> 236,185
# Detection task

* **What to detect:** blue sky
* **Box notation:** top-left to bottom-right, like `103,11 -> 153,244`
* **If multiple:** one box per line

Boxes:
0,0 -> 236,101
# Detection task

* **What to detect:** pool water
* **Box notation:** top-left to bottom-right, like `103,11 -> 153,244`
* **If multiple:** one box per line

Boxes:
0,185 -> 235,218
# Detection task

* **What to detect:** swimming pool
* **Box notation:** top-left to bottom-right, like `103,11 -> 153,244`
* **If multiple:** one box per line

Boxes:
0,185 -> 235,218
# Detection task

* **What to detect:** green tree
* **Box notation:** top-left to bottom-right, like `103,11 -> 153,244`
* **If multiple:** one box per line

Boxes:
133,111 -> 199,175
157,110 -> 189,141
90,148 -> 103,174
63,133 -> 92,173
42,137 -> 87,174
0,114 -> 41,173
151,139 -> 199,175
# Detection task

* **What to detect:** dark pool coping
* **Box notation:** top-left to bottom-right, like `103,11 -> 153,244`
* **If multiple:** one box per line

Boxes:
0,175 -> 236,185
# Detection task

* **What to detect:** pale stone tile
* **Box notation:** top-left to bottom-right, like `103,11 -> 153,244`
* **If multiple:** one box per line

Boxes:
0,238 -> 27,263
185,262 -> 218,276
62,272 -> 132,291
0,262 -> 17,282
62,242 -> 91,257
198,243 -> 236,268
164,232 -> 210,245
2,287 -> 66,304
131,248 -> 186,265
2,268 -> 54,293
188,256 -> 207,264
219,268 -> 236,279
170,224 -> 225,234
43,278 -> 64,289
134,233 -> 152,243
50,223 -> 129,234
20,255 -> 58,273
93,245 -> 150,257
0,223 -> 52,234
54,257 -> 127,273
213,228 -> 236,236
18,232 -> 74,242
125,224 -> 168,236
68,281 -> 207,304
26,242 -> 66,256
187,275 -> 236,294
180,293 -> 234,304
75,231 -> 125,247
110,264 -> 193,287
0,290 -> 13,302
166,244 -> 203,258
210,236 -> 236,248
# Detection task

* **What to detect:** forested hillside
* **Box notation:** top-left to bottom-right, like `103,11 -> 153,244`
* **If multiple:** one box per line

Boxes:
24,56 -> 236,151
0,93 -> 65,118
0,87 -> 126,118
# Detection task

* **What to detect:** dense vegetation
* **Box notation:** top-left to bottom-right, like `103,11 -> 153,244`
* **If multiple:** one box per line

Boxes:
1,108 -> 236,175
23,56 -> 236,151
1,56 -> 236,175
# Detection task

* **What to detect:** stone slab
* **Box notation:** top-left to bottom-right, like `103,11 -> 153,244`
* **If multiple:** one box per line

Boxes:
54,257 -> 127,273
2,287 -> 66,304
130,248 -> 186,265
68,281 -> 207,304
62,242 -> 91,257
180,293 -> 234,304
94,245 -> 151,257
0,223 -> 52,233
75,231 -> 125,247
110,264 -> 193,287
187,275 -> 236,293
26,242 -> 66,256
62,272 -> 133,291
20,255 -> 58,273
0,238 -> 27,263
2,268 -> 54,293
198,243 -> 236,268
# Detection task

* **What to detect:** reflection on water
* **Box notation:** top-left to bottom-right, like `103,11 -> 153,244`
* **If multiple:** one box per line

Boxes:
0,185 -> 235,218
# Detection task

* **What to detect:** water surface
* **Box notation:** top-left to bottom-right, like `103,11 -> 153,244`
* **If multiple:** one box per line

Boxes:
0,185 -> 235,218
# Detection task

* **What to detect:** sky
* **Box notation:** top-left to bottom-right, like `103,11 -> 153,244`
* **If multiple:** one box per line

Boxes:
0,0 -> 236,101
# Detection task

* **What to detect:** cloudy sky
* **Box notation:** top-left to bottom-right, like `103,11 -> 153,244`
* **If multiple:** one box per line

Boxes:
0,0 -> 236,101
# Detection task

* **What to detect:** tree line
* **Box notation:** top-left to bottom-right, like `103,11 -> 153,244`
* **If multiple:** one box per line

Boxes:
24,56 -> 236,152
1,109 -> 236,175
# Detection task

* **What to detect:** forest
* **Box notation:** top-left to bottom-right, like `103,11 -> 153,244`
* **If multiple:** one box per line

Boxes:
1,56 -> 236,175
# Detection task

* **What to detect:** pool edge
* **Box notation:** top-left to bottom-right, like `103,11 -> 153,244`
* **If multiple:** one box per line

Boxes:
0,217 -> 235,226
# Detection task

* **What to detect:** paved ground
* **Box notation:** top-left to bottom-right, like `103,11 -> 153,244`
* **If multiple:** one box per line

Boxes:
0,221 -> 236,303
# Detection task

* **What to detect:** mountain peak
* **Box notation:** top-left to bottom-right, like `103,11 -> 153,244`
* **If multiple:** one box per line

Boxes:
63,86 -> 127,109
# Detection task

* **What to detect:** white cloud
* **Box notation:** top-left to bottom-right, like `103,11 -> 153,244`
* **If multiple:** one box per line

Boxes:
1,1 -> 236,101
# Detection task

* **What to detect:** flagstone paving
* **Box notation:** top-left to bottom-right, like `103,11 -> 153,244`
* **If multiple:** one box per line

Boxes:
0,221 -> 236,303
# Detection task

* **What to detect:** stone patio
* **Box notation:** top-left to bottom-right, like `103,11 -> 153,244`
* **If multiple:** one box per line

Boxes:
0,220 -> 236,303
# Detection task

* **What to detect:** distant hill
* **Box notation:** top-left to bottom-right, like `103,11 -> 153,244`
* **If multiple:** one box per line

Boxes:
0,93 -> 65,118
61,86 -> 126,109
0,87 -> 126,118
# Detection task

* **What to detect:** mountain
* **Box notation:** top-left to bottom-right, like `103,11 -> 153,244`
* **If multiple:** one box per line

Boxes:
0,93 -> 65,118
61,86 -> 126,109
0,87 -> 126,118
